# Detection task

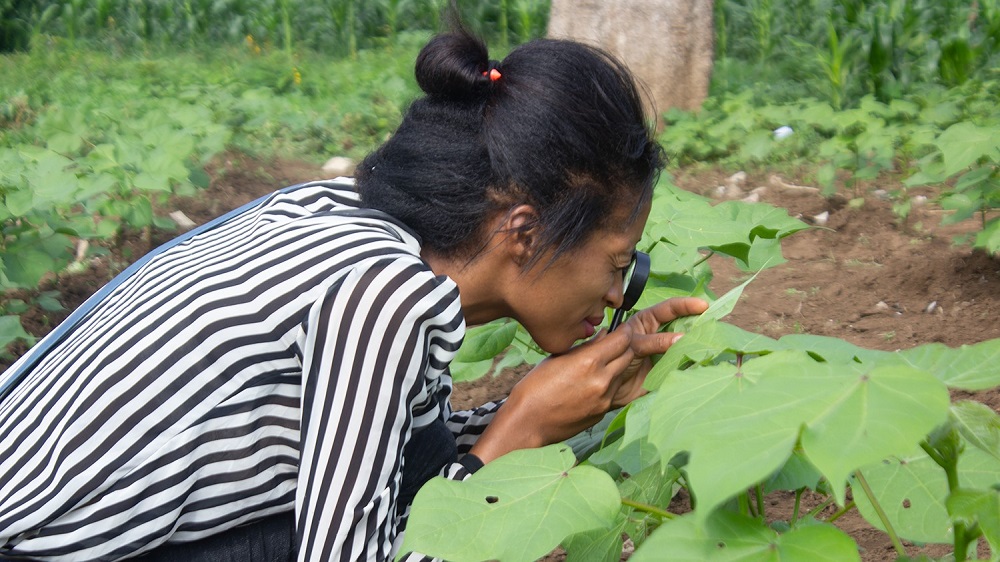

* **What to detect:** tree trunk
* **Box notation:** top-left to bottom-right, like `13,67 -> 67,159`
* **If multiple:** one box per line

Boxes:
548,0 -> 714,125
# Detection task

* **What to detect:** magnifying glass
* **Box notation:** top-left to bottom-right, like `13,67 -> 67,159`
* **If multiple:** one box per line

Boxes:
608,250 -> 650,332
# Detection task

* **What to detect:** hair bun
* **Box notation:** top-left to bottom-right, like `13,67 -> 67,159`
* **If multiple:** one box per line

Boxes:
415,32 -> 492,99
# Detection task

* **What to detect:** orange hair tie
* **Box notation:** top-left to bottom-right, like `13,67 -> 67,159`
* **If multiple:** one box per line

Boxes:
482,68 -> 502,82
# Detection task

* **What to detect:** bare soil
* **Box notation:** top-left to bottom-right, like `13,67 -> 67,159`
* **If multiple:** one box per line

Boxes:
3,155 -> 999,561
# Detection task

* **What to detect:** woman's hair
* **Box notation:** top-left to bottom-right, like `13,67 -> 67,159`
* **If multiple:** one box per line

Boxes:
356,31 -> 664,266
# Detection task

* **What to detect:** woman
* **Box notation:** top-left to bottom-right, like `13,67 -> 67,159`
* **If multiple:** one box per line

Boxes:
0,31 -> 706,561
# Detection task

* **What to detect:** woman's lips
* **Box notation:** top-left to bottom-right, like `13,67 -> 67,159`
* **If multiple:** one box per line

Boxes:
582,315 -> 605,338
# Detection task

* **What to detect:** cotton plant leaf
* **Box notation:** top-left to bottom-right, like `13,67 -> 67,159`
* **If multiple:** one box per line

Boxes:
853,449 -> 953,543
561,515 -> 627,562
401,445 -> 620,562
0,315 -> 34,350
776,333 -> 892,364
764,448 -> 824,494
934,122 -> 1000,176
951,400 -> 1000,461
454,320 -> 517,363
800,362 -> 950,505
947,488 -> 1000,555
890,339 -> 1000,391
630,510 -> 860,562
648,350 -> 949,519
648,352 -> 832,519
853,445 -> 1000,546
647,320 -> 779,389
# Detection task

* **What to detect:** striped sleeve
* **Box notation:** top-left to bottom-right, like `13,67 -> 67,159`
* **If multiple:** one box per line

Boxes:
295,255 -> 463,562
445,400 -> 506,455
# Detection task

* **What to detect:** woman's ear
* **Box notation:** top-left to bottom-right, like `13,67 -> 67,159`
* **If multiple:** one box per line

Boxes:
502,204 -> 540,267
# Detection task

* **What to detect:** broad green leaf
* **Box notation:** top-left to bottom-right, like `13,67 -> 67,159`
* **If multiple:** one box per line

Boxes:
648,353 -> 828,518
958,444 -> 1000,490
2,246 -> 58,288
631,511 -> 860,562
977,217 -> 1000,254
951,400 -> 1000,461
892,339 -> 1000,390
935,122 -> 1000,176
0,315 -> 34,349
649,350 -> 948,517
649,321 -> 778,388
800,363 -> 950,504
947,488 -> 1000,554
133,171 -> 170,193
853,450 -> 952,543
854,445 -> 1000,545
589,395 -> 661,475
454,320 -> 517,363
764,449 -> 824,494
776,333 -> 890,364
448,358 -> 493,383
402,445 -> 620,562
562,515 -> 627,562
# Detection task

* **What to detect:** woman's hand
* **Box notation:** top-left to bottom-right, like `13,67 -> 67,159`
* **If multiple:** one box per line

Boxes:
468,297 -> 709,464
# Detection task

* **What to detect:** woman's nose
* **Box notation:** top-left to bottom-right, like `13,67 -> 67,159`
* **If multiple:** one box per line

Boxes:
606,272 -> 626,309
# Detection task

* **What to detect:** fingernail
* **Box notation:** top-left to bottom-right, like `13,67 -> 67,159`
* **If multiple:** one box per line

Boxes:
671,334 -> 684,344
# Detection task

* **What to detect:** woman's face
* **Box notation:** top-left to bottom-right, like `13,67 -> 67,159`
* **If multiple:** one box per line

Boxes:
511,205 -> 649,354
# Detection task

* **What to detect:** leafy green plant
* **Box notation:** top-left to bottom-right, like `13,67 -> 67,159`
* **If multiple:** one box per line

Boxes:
404,181 -> 1000,562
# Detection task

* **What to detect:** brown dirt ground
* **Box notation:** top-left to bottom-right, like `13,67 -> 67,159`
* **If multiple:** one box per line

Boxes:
3,155 -> 999,561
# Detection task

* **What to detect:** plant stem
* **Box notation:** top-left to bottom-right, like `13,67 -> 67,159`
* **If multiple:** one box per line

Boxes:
855,470 -> 907,557
755,484 -> 765,519
791,489 -> 802,527
807,496 -> 836,518
621,498 -> 676,520
920,440 -> 972,561
684,251 -> 716,275
826,500 -> 855,523
739,491 -> 753,517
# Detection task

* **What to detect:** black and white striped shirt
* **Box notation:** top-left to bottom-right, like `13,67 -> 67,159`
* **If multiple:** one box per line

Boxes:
0,179 -> 500,561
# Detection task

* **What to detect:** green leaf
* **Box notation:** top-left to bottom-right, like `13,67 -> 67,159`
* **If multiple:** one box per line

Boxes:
947,488 -> 1000,555
977,217 -> 1000,254
764,449 -> 824,493
454,320 -> 517,363
951,400 -> 1000,461
648,350 -> 949,517
853,450 -> 952,543
649,321 -> 779,387
562,516 -> 627,562
800,363 -> 950,505
402,445 -> 620,562
2,246 -> 57,288
0,315 -> 34,349
934,122 -> 1000,177
133,171 -> 171,192
892,339 -> 1000,391
448,358 -> 493,383
631,511 -> 860,562
776,333 -> 890,364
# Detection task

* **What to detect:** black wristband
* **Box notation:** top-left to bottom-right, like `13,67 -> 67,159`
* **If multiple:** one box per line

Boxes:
458,453 -> 485,474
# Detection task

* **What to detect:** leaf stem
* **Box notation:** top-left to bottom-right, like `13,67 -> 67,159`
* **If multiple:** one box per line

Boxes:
855,470 -> 907,557
621,498 -> 676,520
807,496 -> 836,518
791,489 -> 802,527
755,484 -> 765,520
739,491 -> 753,517
684,250 -> 716,275
826,500 -> 855,523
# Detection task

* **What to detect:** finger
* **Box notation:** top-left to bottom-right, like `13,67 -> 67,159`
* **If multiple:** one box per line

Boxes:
633,297 -> 709,330
582,324 -> 633,362
630,331 -> 684,358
